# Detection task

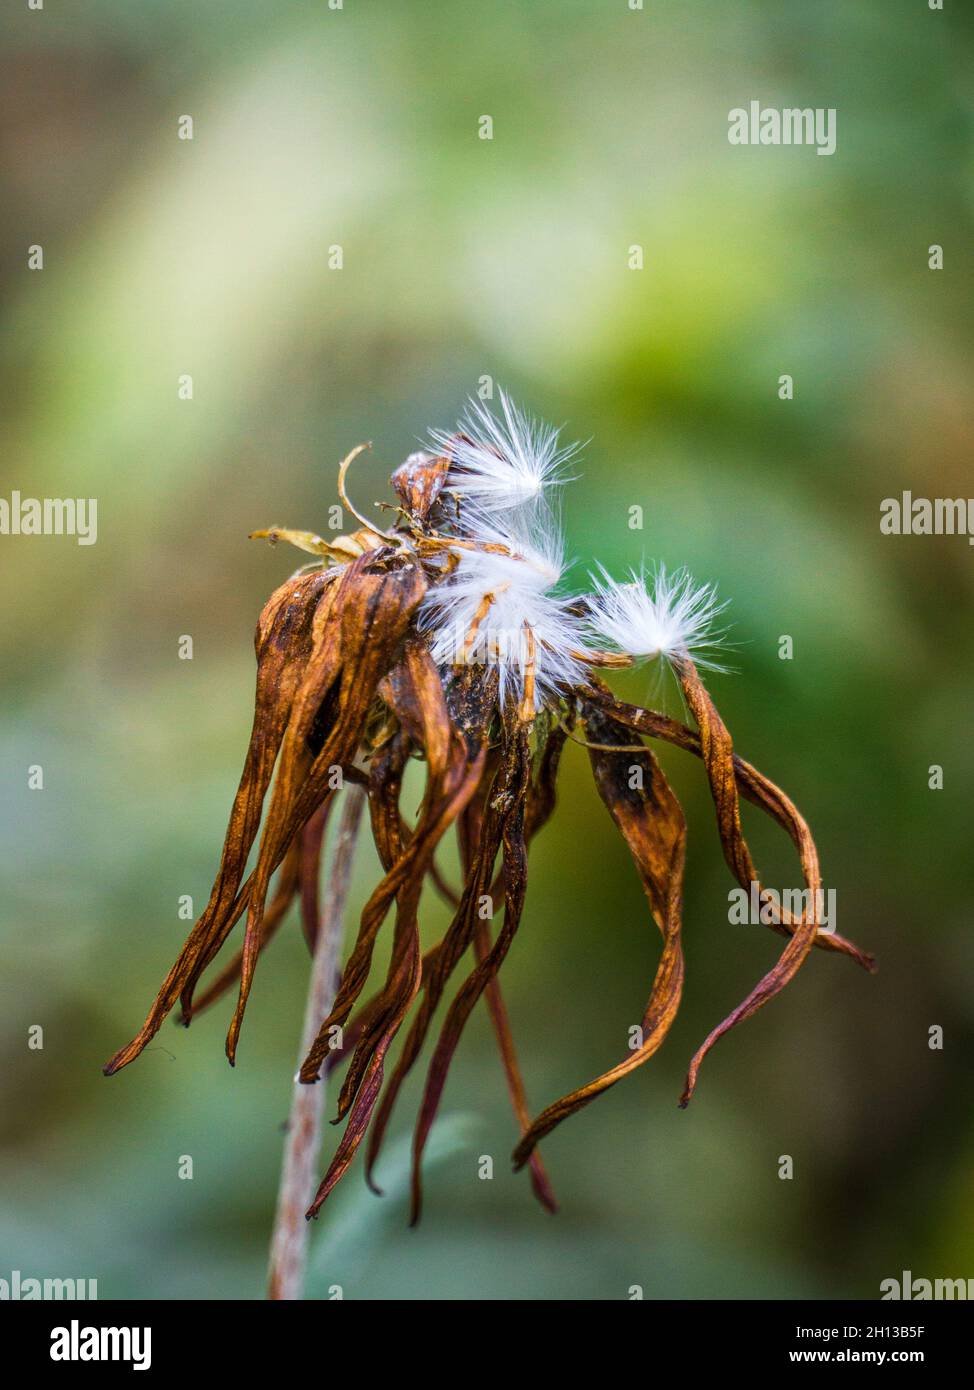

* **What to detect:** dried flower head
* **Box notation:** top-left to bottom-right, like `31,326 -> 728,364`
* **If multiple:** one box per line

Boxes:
104,392 -> 876,1224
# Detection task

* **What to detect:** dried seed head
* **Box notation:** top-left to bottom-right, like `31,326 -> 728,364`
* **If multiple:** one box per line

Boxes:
104,392 -> 875,1233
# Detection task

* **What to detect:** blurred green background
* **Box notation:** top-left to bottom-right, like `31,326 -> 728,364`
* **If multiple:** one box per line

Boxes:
2,0 -> 973,1301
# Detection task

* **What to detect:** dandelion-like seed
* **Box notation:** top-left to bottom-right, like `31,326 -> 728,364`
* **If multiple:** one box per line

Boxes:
104,393 -> 876,1258
588,562 -> 729,672
429,388 -> 579,514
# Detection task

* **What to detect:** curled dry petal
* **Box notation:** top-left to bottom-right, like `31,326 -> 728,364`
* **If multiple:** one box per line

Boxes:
181,837 -> 304,1023
462,741 -> 560,1215
359,710 -> 561,1214
299,645 -> 488,1089
581,668 -> 873,1103
226,555 -> 426,1062
103,569 -> 338,1076
582,678 -> 875,972
302,649 -> 495,1217
408,721 -> 532,1224
513,702 -> 686,1169
672,659 -> 822,1105
357,684 -> 514,1204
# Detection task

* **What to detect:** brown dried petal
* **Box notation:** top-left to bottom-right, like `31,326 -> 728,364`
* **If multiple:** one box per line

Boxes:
103,569 -> 336,1076
363,704 -> 566,1212
304,650 -> 492,1217
359,677 -> 508,1196
306,873 -> 425,1216
582,679 -> 874,972
409,722 -> 532,1223
181,837 -> 303,1022
299,645 -> 485,1089
227,555 -> 426,1062
460,761 -> 558,1215
674,659 -> 825,1105
513,702 -> 686,1169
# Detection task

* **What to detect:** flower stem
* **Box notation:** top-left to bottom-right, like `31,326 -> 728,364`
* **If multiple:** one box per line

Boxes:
267,785 -> 366,1300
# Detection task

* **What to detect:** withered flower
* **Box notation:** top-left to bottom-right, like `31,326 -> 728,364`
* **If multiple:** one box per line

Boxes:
104,392 -> 876,1224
